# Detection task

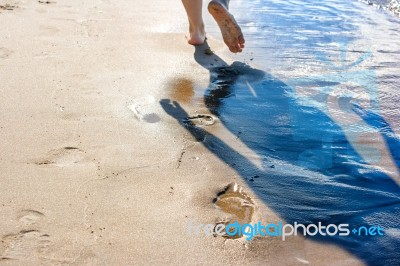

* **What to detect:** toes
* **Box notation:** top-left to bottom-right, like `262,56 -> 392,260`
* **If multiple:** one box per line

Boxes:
231,38 -> 244,53
238,35 -> 245,48
229,45 -> 241,53
228,43 -> 238,53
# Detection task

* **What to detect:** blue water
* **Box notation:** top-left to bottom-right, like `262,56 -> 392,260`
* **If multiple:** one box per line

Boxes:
164,0 -> 400,265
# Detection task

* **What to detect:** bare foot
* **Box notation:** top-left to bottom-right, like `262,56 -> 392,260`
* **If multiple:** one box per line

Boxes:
187,23 -> 206,45
208,0 -> 245,53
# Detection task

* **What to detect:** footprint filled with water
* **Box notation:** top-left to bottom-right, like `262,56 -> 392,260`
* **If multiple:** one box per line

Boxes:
214,183 -> 256,239
183,115 -> 216,126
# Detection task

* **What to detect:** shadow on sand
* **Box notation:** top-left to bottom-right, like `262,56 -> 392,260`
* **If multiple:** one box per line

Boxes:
160,41 -> 400,265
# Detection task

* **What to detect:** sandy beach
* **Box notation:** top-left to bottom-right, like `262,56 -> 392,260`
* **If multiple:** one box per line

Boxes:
1,0 -> 399,265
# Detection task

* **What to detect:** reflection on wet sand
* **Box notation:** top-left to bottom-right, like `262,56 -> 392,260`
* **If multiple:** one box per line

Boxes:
161,41 -> 400,265
167,78 -> 195,104
214,183 -> 256,239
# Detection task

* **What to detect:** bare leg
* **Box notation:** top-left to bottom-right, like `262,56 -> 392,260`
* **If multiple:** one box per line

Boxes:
208,0 -> 245,53
182,0 -> 206,45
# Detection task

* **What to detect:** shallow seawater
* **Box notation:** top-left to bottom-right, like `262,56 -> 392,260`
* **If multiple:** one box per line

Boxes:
199,0 -> 400,265
360,0 -> 400,16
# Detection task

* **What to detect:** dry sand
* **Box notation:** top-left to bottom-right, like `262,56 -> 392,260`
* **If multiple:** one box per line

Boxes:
0,0 -> 364,265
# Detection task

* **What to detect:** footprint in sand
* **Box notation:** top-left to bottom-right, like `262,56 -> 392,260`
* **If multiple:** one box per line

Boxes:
0,209 -> 51,261
32,147 -> 85,167
183,115 -> 216,127
17,210 -> 45,226
214,183 -> 256,239
0,47 -> 13,59
0,230 -> 51,261
38,1 -> 56,4
181,115 -> 216,142
128,96 -> 161,124
0,4 -> 17,11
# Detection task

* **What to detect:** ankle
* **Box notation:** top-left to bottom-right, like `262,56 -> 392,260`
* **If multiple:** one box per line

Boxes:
189,22 -> 205,35
187,23 -> 206,45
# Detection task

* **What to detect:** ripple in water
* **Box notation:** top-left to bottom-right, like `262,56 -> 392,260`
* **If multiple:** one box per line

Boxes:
199,0 -> 400,265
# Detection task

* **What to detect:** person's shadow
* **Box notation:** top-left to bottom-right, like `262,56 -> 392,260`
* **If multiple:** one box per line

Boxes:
160,41 -> 400,266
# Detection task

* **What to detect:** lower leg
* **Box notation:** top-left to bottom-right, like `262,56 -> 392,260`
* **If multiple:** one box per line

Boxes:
182,0 -> 206,45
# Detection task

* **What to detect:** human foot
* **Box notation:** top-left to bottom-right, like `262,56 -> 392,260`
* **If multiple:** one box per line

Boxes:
208,0 -> 245,53
187,23 -> 206,45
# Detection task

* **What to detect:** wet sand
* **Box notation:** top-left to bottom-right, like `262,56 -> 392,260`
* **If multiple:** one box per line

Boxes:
0,0 -> 374,265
